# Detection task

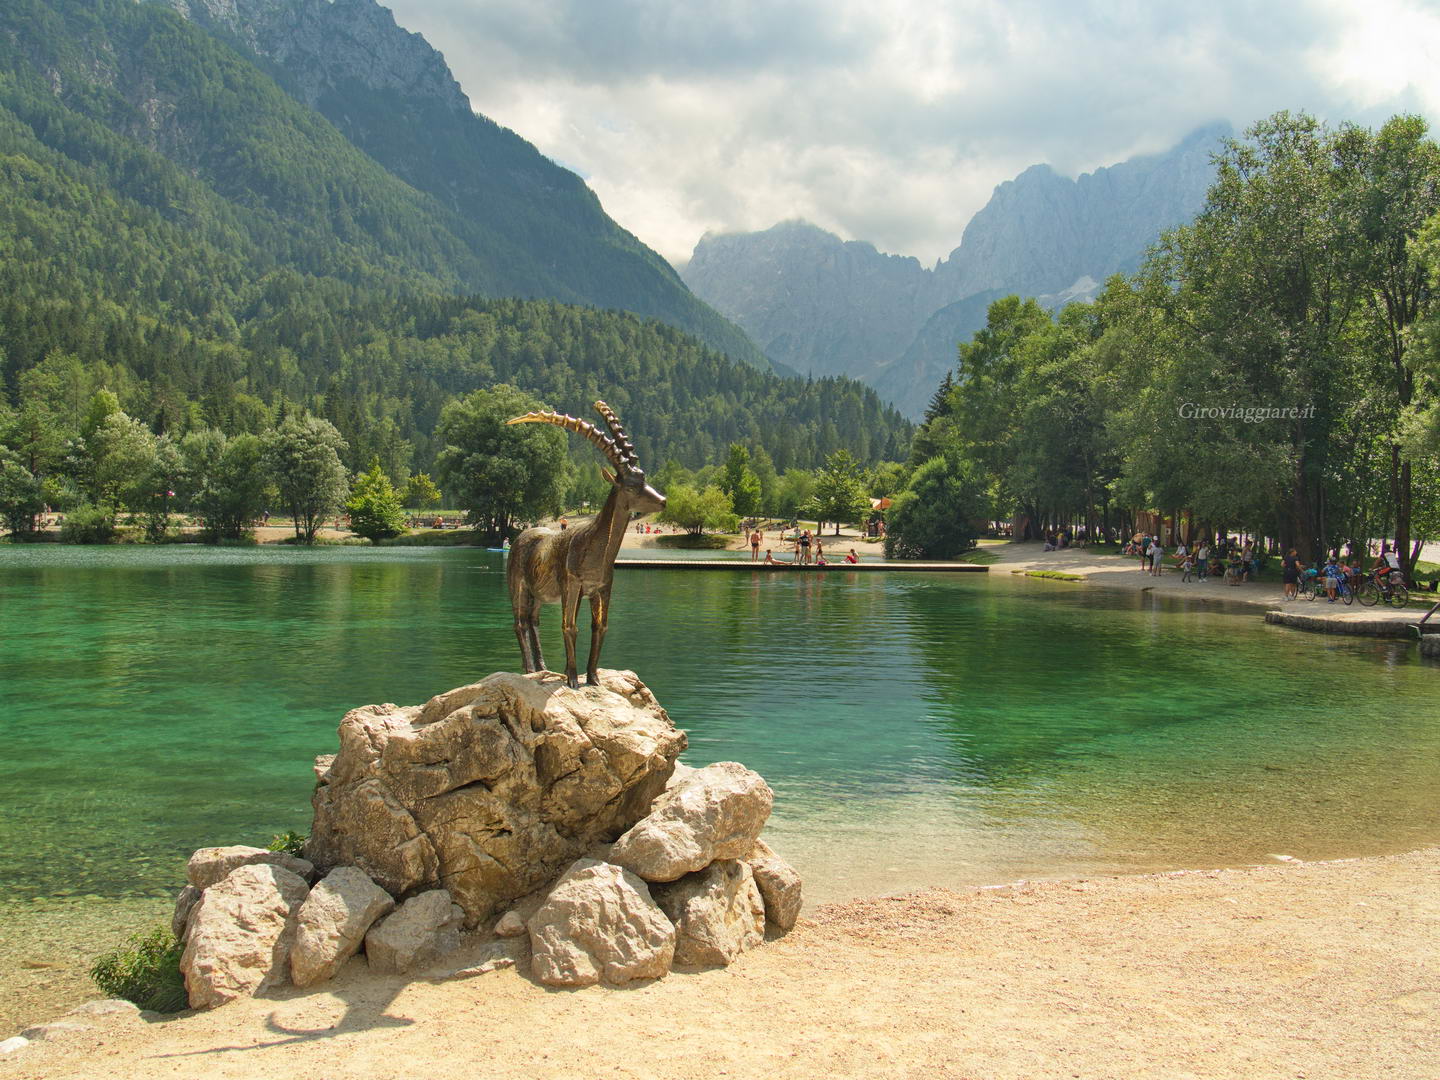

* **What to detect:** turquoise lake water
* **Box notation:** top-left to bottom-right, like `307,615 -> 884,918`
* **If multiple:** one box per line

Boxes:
2,545 -> 1437,905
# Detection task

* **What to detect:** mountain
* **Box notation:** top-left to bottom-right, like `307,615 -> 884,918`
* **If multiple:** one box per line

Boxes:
684,124 -> 1231,416
682,222 -> 935,382
0,0 -> 910,472
167,0 -> 778,372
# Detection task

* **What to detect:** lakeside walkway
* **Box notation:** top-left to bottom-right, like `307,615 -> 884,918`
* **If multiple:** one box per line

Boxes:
983,541 -> 1439,639
615,559 -> 986,572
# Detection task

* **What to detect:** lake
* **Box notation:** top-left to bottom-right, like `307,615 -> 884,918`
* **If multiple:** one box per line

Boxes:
2,545 -> 1438,907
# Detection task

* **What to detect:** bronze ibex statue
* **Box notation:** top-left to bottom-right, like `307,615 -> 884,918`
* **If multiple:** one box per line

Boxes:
505,401 -> 665,688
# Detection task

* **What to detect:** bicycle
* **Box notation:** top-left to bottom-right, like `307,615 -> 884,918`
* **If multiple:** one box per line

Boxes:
1302,571 -> 1352,604
1356,570 -> 1409,607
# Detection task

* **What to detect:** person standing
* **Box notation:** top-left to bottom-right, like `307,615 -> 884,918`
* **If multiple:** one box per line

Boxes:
1197,539 -> 1211,582
1150,539 -> 1165,576
1282,548 -> 1301,599
750,527 -> 762,561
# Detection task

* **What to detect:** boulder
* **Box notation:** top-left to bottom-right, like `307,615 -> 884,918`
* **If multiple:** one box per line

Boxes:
527,859 -> 675,987
63,999 -> 142,1020
172,884 -> 202,941
0,1037 -> 28,1055
364,889 -> 464,974
494,910 -> 526,938
745,838 -> 803,931
308,669 -> 686,926
186,846 -> 316,889
290,867 -> 395,987
652,859 -> 765,968
18,1022 -> 91,1042
610,762 -> 773,883
180,864 -> 310,1009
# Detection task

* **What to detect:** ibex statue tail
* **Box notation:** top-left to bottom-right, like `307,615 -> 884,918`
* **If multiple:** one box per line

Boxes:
504,401 -> 665,688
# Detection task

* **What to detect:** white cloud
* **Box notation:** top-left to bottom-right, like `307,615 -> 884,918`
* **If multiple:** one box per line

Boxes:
386,0 -> 1440,266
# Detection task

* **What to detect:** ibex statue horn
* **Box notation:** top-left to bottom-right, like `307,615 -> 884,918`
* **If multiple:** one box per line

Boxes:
504,401 -> 666,688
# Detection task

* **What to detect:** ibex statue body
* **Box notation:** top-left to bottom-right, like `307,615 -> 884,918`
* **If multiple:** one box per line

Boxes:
505,401 -> 665,689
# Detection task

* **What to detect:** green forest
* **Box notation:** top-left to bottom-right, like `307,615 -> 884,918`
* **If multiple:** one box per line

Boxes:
889,113 -> 1440,573
0,0 -> 911,539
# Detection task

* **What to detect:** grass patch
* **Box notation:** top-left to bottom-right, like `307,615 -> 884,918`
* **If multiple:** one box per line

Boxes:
378,529 -> 482,547
1011,569 -> 1086,581
957,547 -> 1002,565
654,533 -> 732,550
90,925 -> 187,1013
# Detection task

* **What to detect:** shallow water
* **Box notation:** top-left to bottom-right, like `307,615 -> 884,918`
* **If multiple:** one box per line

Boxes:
1,545 -> 1437,907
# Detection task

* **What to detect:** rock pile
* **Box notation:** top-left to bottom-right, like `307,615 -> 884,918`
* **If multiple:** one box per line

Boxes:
172,670 -> 800,1007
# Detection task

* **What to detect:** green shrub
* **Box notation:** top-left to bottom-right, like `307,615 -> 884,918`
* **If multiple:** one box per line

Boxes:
90,926 -> 186,1013
59,505 -> 118,544
378,528 -> 481,546
267,830 -> 308,856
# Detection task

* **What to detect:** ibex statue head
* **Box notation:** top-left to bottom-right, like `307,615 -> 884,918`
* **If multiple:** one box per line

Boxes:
503,401 -> 665,687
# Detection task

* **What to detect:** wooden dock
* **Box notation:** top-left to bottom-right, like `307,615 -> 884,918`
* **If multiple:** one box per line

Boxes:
615,559 -> 988,573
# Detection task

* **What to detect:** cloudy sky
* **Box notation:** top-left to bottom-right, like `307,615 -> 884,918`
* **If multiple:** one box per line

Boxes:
386,0 -> 1440,267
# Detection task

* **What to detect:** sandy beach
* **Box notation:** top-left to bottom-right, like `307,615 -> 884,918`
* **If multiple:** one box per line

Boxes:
5,849 -> 1437,1080
6,533 -> 1435,1078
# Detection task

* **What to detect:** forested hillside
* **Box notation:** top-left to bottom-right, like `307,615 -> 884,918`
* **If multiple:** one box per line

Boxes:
0,0 -> 909,482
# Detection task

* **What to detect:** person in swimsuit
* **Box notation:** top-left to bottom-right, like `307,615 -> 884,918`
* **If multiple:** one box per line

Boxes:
750,528 -> 762,561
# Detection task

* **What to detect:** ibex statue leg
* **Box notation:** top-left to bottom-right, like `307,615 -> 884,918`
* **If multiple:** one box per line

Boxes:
561,584 -> 583,689
513,589 -> 538,673
586,587 -> 609,686
525,598 -> 545,673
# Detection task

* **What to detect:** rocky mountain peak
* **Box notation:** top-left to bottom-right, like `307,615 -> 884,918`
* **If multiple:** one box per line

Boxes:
684,124 -> 1232,416
160,0 -> 471,113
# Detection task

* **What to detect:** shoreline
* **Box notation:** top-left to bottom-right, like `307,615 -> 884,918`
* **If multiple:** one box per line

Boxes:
5,846 -> 1437,1079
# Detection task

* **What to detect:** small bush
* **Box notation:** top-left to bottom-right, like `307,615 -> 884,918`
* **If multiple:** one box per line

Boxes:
267,830 -> 307,856
378,528 -> 481,546
59,505 -> 118,544
90,926 -> 186,1013
654,532 -> 730,549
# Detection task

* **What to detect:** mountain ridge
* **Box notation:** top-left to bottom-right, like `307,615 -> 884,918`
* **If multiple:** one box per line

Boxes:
684,123 -> 1232,416
145,0 -> 775,372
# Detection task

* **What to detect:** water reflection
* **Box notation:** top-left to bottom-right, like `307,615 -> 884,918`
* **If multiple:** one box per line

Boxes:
1,547 -> 1437,904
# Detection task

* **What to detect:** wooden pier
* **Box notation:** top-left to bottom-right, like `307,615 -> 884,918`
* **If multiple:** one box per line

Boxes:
615,559 -> 988,573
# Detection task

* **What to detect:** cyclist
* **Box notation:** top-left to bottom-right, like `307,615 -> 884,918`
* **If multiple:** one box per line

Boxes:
1369,544 -> 1399,595
1323,556 -> 1347,602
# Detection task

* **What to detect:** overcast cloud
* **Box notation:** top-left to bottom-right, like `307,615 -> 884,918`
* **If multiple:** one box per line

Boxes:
385,0 -> 1440,266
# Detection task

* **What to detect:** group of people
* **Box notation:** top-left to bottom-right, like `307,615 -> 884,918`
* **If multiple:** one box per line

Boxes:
1125,534 -> 1262,584
749,527 -> 860,567
1282,544 -> 1405,601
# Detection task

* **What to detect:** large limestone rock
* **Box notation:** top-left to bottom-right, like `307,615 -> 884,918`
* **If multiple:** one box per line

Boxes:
527,859 -> 675,988
180,864 -> 310,1009
187,846 -> 316,889
609,762 -> 773,883
308,669 -> 685,926
746,839 -> 803,931
364,890 -> 464,974
290,867 -> 395,987
653,859 -> 765,968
